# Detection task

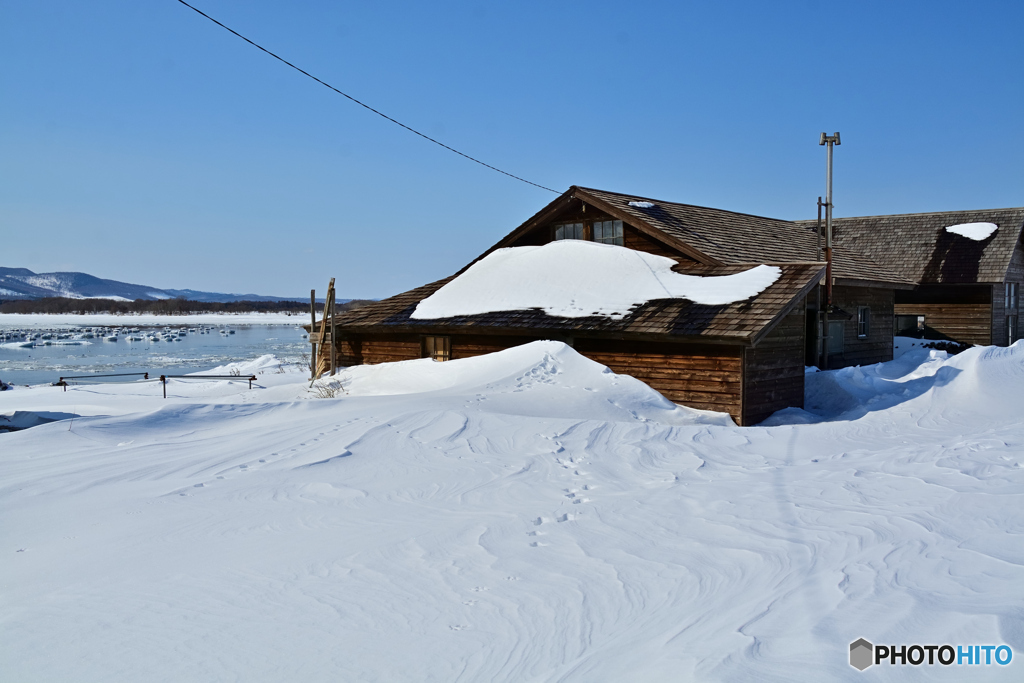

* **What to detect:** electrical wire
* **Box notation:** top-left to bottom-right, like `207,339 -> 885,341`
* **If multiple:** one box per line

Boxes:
175,0 -> 557,193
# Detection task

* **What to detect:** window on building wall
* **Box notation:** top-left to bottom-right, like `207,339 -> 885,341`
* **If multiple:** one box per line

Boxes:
857,306 -> 871,338
894,314 -> 925,337
554,222 -> 584,241
1006,282 -> 1019,311
1009,316 -> 1019,345
423,336 -> 450,362
592,219 -> 624,246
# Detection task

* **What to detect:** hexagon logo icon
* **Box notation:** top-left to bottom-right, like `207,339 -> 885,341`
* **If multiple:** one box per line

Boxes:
850,638 -> 874,671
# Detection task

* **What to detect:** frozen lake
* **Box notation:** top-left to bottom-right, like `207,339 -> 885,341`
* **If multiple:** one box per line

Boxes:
0,322 -> 311,386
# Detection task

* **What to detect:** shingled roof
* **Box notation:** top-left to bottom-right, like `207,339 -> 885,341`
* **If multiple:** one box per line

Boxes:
491,186 -> 912,288
326,261 -> 825,346
794,208 -> 1024,285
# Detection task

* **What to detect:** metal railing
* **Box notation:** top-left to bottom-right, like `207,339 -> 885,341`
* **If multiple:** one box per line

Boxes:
57,372 -> 149,391
54,371 -> 258,397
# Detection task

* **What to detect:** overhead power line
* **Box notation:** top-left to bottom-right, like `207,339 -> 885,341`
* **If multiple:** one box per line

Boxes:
175,0 -> 557,193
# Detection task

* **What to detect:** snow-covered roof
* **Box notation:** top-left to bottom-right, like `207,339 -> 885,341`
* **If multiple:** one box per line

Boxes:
944,222 -> 998,241
411,242 -> 780,321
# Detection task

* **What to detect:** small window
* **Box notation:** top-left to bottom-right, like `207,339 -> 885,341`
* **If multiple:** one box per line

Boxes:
592,219 -> 624,246
1006,283 -> 1019,311
423,336 -> 450,362
1009,316 -> 1019,345
894,314 -> 924,337
857,306 -> 870,338
554,222 -> 584,241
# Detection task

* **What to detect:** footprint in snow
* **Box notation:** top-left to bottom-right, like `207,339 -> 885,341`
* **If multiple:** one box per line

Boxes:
449,625 -> 467,631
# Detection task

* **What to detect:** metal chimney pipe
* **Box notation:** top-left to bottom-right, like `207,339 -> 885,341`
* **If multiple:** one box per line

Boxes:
818,132 -> 841,368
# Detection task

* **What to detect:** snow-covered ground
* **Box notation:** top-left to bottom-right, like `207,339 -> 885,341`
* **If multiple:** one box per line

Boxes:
0,312 -> 306,328
2,341 -> 1022,681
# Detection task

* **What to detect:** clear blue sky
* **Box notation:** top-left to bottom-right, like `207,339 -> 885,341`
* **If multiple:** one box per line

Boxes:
2,0 -> 1022,298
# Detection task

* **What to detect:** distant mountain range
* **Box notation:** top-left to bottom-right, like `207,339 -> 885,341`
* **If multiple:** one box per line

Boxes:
0,267 -> 326,303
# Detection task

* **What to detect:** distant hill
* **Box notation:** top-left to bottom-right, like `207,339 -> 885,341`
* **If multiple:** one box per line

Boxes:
0,267 -> 333,304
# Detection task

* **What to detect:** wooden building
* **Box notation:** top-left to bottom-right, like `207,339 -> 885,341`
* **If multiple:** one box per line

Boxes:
316,187 -> 911,425
798,208 -> 1024,346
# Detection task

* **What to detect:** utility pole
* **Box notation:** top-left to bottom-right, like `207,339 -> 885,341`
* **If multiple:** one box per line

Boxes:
819,132 -> 840,369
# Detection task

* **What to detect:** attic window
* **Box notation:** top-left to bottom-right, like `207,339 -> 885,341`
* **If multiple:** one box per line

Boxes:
592,219 -> 624,246
554,222 -> 584,241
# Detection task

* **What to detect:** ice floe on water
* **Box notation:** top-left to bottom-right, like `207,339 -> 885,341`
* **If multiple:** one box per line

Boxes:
1,340 -> 1023,681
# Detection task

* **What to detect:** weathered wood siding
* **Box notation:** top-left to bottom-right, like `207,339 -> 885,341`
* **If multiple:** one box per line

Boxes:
831,285 -> 895,367
335,334 -> 422,366
573,339 -> 744,423
895,285 -> 992,345
742,303 -> 805,425
509,201 -> 693,261
992,240 -> 1023,345
334,333 -> 818,426
450,334 -> 537,360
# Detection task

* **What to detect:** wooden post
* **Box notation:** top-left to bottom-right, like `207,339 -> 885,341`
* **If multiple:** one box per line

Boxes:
313,278 -> 336,381
330,284 -> 337,376
309,289 -> 317,380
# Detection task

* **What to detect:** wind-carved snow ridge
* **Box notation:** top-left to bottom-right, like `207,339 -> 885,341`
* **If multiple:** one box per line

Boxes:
945,222 -> 997,241
4,340 -> 1024,680
412,241 -> 781,320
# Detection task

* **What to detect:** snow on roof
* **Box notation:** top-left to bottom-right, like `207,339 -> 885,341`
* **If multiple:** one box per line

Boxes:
411,241 -> 781,320
628,201 -> 655,209
945,222 -> 998,241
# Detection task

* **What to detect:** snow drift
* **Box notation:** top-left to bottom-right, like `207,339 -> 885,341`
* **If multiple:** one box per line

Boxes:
2,342 -> 1024,682
412,241 -> 781,320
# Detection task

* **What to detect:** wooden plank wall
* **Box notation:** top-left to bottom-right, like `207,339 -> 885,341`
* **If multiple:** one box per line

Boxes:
510,201 -> 692,262
337,334 -> 422,366
742,304 -> 805,426
832,286 -> 895,367
573,339 -> 743,423
991,240 -> 1023,345
895,284 -> 992,346
896,302 -> 993,345
450,334 -> 538,360
336,333 -> 747,423
991,285 -> 1006,346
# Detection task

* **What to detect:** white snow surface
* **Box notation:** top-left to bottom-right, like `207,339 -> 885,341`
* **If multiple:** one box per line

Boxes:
628,200 -> 655,208
2,340 -> 1024,681
412,242 -> 781,320
945,221 -> 998,240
